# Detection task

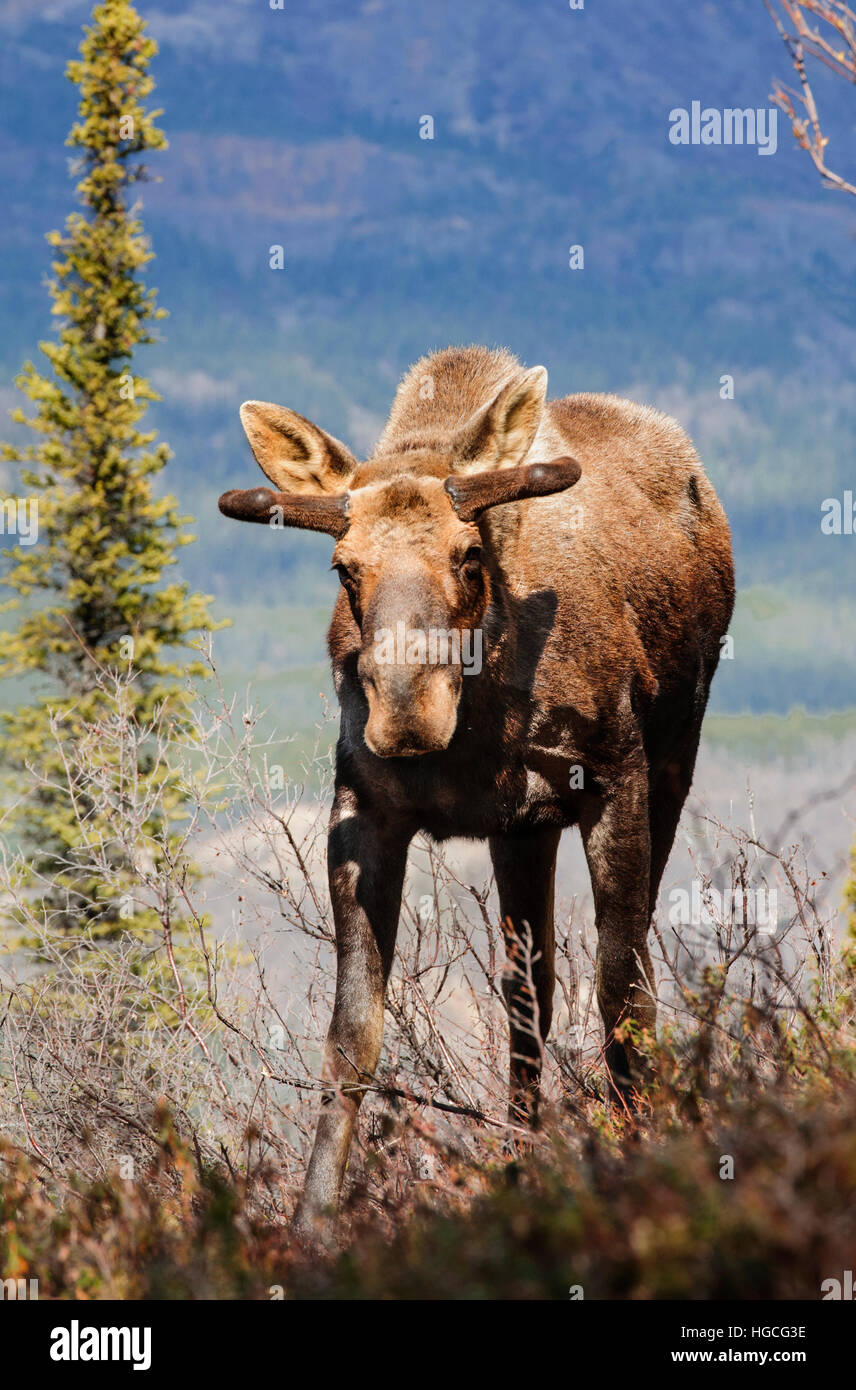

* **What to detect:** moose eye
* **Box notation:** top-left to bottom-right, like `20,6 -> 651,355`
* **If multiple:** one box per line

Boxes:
333,562 -> 355,589
333,563 -> 362,620
459,545 -> 483,578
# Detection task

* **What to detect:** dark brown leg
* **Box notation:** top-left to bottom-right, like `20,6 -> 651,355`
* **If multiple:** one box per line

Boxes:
647,728 -> 702,922
294,787 -> 411,1237
579,758 -> 654,1104
489,827 -> 561,1127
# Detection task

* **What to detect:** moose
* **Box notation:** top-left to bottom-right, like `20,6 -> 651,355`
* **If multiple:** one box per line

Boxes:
219,346 -> 735,1234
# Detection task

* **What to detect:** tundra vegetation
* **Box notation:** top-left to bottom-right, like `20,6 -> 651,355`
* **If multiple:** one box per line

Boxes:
0,0 -> 854,1301
0,667 -> 854,1297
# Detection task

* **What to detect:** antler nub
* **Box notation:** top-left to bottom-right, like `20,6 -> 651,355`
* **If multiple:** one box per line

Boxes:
218,486 -> 350,538
444,456 -> 582,522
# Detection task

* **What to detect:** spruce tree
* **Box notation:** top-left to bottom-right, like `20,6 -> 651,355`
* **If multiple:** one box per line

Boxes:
0,1 -> 215,935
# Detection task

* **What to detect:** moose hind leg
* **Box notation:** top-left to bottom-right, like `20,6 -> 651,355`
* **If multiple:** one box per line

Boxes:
647,728 -> 702,922
489,827 -> 561,1128
580,764 -> 655,1104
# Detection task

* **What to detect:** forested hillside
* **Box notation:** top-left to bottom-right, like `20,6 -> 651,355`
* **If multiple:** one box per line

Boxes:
1,0 -> 854,714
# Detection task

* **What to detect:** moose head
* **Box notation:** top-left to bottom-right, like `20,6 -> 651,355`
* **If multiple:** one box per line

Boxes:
219,367 -> 581,758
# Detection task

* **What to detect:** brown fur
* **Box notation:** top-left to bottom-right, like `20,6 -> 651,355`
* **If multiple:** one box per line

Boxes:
222,345 -> 735,1235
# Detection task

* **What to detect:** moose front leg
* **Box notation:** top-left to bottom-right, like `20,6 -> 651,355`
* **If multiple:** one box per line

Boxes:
580,762 -> 655,1105
294,788 -> 411,1238
489,827 -> 561,1128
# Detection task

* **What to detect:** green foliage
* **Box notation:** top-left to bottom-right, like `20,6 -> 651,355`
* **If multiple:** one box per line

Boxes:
845,845 -> 856,946
0,1 -> 218,935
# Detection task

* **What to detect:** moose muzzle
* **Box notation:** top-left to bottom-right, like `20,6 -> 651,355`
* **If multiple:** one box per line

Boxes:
358,571 -> 470,757
361,658 -> 461,758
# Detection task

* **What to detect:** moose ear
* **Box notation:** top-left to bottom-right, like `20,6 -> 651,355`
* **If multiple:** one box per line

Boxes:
239,401 -> 358,495
454,365 -> 548,473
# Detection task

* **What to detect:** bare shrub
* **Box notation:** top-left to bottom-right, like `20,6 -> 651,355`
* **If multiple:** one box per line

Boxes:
1,641 -> 853,1256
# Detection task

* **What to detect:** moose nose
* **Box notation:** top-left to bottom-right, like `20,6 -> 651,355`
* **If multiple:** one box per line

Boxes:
362,663 -> 460,759
365,726 -> 450,759
365,711 -> 457,758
